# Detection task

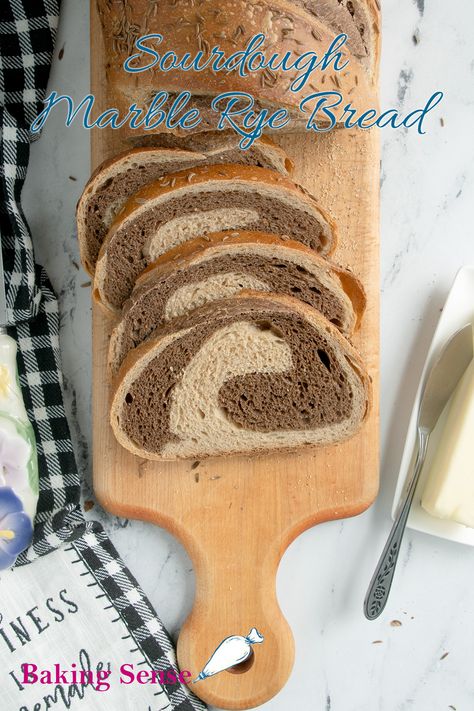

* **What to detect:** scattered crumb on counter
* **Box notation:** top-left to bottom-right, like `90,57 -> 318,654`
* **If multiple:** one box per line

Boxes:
69,175 -> 77,181
440,652 -> 449,661
191,461 -> 200,470
210,475 -> 221,480
84,500 -> 94,512
390,620 -> 402,627
72,260 -> 79,270
58,43 -> 65,60
372,640 -> 383,645
440,117 -> 445,127
81,281 -> 91,288
194,472 -> 200,483
137,459 -> 148,478
412,31 -> 420,45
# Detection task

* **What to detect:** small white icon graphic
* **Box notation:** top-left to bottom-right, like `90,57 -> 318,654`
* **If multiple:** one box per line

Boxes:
194,627 -> 264,682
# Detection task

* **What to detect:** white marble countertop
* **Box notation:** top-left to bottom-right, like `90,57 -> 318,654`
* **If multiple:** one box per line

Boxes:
22,1 -> 474,709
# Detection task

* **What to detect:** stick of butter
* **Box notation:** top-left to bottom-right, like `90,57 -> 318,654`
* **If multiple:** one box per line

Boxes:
421,345 -> 474,529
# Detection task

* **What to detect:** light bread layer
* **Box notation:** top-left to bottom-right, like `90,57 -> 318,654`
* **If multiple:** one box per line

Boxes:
164,273 -> 269,320
143,208 -> 259,261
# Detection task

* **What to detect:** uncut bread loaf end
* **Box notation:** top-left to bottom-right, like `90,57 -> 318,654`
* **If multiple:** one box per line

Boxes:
94,164 -> 337,313
77,135 -> 293,275
108,232 -> 366,376
110,293 -> 371,460
97,0 -> 380,138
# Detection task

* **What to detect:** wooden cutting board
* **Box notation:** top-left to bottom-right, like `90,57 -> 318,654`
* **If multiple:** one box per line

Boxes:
90,3 -> 379,708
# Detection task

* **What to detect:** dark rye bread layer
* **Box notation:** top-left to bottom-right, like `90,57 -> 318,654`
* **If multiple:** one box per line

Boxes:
109,232 -> 366,375
77,136 -> 292,274
111,294 -> 371,460
95,164 -> 337,312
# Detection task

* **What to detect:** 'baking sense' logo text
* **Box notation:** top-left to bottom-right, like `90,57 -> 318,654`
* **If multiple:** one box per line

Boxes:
21,657 -> 191,693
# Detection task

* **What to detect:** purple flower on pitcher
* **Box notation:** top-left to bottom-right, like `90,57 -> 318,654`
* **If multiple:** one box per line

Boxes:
0,487 -> 33,570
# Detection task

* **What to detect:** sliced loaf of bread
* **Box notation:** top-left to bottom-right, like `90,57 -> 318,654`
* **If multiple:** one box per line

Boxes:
109,231 -> 365,375
77,136 -> 292,275
110,293 -> 371,460
97,0 -> 379,138
95,164 -> 337,313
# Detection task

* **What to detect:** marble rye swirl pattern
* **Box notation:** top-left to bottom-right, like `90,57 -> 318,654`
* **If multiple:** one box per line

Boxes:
94,164 -> 337,312
110,294 -> 371,460
108,232 -> 366,376
76,136 -> 292,275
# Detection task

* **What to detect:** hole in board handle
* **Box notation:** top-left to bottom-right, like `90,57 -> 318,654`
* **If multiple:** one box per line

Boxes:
226,649 -> 255,675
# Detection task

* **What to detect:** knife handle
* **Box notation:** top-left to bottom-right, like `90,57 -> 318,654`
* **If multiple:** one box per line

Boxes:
364,428 -> 430,620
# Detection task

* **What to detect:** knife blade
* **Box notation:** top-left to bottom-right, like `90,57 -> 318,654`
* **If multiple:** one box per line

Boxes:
418,323 -> 474,431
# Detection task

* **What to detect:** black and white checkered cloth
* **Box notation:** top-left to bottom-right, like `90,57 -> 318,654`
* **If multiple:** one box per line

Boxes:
1,0 -> 81,559
0,3 -> 205,709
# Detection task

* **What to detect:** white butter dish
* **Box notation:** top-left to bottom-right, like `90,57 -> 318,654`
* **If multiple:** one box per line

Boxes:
392,266 -> 474,545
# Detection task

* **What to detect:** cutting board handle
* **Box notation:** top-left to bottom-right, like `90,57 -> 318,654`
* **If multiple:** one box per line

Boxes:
175,515 -> 295,710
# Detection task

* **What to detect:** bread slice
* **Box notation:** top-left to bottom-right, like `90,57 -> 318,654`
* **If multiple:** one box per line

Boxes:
97,0 -> 380,138
95,164 -> 337,313
127,132 -> 295,170
77,135 -> 293,275
110,293 -> 371,460
109,231 -> 365,376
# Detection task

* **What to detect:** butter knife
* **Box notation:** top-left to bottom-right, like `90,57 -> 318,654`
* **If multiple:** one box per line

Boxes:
364,324 -> 474,620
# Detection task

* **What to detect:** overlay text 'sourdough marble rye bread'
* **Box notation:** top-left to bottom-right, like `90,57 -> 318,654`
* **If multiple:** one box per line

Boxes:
94,164 -> 337,312
108,231 -> 366,375
76,135 -> 293,275
96,0 -> 380,137
110,293 -> 371,460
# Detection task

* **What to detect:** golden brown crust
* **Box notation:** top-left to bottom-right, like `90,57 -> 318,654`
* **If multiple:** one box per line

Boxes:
335,268 -> 366,330
97,0 -> 379,137
110,292 -> 372,460
136,230 -> 365,329
104,162 -> 337,249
